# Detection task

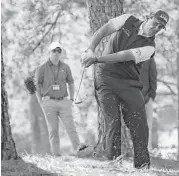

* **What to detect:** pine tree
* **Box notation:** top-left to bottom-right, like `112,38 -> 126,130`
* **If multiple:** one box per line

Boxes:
1,43 -> 19,160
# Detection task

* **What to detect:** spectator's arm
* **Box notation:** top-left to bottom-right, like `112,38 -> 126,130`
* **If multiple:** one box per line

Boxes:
68,83 -> 75,101
148,57 -> 157,100
66,65 -> 74,101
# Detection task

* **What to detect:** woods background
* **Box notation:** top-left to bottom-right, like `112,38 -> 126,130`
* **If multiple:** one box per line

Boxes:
1,0 -> 179,160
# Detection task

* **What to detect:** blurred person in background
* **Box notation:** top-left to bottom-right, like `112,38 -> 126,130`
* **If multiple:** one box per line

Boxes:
140,56 -> 157,152
35,42 -> 87,156
81,10 -> 169,169
25,70 -> 51,155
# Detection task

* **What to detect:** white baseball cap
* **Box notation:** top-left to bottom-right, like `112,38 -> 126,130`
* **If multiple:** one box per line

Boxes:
48,42 -> 62,51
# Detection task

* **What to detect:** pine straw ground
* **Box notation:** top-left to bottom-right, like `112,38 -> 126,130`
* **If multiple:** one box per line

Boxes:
1,154 -> 179,176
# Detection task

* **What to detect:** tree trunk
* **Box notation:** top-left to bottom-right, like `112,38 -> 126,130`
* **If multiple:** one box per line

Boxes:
86,0 -> 132,156
1,43 -> 19,160
87,0 -> 123,53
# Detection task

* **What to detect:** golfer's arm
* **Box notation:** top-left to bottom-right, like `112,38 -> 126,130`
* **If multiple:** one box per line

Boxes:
88,22 -> 117,52
97,50 -> 135,63
96,46 -> 155,63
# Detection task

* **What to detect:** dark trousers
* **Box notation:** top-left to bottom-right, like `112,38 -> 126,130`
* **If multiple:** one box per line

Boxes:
96,86 -> 150,168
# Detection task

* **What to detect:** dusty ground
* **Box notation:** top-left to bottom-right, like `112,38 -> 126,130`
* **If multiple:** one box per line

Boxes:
1,154 -> 179,176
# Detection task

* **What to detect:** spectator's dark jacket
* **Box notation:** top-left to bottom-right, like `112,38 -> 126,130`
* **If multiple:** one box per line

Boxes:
140,57 -> 157,103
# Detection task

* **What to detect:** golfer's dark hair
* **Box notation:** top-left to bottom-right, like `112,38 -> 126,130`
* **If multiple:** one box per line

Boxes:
145,12 -> 155,20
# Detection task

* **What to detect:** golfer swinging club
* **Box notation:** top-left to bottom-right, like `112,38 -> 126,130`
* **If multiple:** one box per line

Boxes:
81,10 -> 169,169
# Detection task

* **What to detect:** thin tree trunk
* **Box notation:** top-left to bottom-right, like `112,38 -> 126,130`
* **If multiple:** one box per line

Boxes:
86,0 -> 132,156
175,6 -> 179,160
177,53 -> 179,161
1,43 -> 19,160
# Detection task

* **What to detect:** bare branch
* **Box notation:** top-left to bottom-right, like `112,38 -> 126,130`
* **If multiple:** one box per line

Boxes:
157,78 -> 177,86
32,11 -> 61,53
157,78 -> 177,95
157,92 -> 175,96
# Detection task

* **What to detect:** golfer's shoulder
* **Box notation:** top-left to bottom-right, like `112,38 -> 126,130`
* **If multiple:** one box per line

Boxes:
109,14 -> 136,30
110,14 -> 132,23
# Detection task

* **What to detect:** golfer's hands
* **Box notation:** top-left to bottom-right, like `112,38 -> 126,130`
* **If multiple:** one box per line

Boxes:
81,49 -> 97,68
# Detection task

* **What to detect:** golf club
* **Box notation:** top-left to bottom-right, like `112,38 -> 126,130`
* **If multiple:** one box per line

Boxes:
74,66 -> 85,104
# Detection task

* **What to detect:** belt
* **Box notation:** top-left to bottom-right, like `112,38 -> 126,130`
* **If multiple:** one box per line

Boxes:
42,96 -> 64,101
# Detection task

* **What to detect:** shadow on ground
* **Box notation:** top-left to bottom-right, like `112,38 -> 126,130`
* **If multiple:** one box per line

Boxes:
151,156 -> 179,170
1,158 -> 59,176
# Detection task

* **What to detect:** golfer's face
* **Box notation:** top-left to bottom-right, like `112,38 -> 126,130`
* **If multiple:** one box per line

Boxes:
145,17 -> 165,36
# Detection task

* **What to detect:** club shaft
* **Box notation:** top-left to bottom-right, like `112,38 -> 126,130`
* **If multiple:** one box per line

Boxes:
74,67 -> 85,103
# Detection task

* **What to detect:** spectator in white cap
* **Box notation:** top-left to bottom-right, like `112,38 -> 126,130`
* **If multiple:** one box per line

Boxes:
48,42 -> 62,51
35,41 -> 87,156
